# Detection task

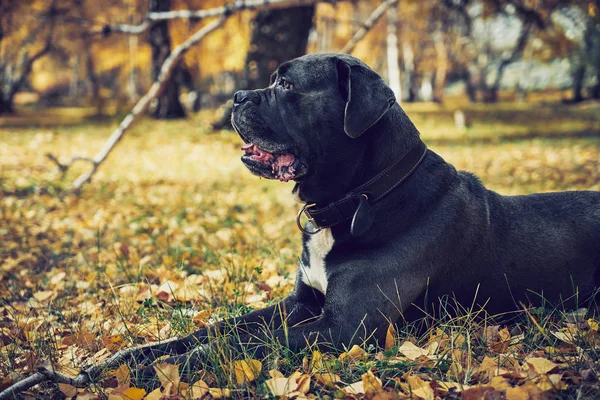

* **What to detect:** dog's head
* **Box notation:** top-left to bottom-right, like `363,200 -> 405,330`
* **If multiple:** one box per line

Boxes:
231,54 -> 396,200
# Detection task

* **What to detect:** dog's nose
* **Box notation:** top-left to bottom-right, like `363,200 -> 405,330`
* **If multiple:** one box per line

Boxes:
234,90 -> 249,105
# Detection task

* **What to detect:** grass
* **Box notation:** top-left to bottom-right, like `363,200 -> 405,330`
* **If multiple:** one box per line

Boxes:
0,99 -> 599,398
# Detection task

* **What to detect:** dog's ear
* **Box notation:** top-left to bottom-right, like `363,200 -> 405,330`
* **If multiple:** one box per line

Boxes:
336,59 -> 396,138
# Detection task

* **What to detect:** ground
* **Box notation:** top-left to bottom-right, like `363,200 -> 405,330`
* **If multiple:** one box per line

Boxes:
1,99 -> 600,399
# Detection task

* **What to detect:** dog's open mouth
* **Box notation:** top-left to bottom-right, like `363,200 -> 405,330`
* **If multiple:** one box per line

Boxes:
241,143 -> 296,182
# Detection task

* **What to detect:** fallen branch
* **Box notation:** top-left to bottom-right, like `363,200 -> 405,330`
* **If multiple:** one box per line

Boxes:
0,337 -> 183,399
46,154 -> 96,175
340,0 -> 399,54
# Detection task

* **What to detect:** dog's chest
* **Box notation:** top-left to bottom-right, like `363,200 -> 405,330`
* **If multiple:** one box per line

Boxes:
300,228 -> 334,294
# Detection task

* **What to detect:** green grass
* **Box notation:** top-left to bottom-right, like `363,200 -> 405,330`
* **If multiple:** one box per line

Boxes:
0,100 -> 599,398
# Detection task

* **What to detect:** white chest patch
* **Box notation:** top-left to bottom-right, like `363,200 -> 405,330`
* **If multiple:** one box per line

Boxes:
300,228 -> 334,294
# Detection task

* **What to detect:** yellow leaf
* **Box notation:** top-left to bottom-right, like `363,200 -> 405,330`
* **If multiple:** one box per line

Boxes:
339,344 -> 367,361
143,389 -> 163,400
406,375 -> 433,400
121,387 -> 145,400
33,290 -> 54,303
265,377 -> 299,396
362,370 -> 383,394
588,318 -> 599,331
385,323 -> 396,350
398,341 -> 428,361
296,374 -> 311,394
58,383 -> 77,398
189,379 -> 210,398
314,372 -> 340,388
536,373 -> 567,391
208,388 -> 231,399
526,357 -> 559,375
310,350 -> 323,372
153,363 -> 180,388
342,380 -> 364,395
506,381 -> 542,400
269,369 -> 285,378
231,359 -> 261,384
113,364 -> 130,386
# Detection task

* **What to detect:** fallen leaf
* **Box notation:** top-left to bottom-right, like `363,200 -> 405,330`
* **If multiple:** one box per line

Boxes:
58,383 -> 77,398
339,344 -> 367,361
526,357 -> 559,375
362,370 -> 383,395
121,387 -> 145,400
398,341 -> 428,361
265,377 -> 299,396
385,323 -> 396,350
314,372 -> 340,388
231,359 -> 261,384
153,363 -> 180,388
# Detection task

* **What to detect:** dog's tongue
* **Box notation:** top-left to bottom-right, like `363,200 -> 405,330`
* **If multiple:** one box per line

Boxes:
241,142 -> 296,182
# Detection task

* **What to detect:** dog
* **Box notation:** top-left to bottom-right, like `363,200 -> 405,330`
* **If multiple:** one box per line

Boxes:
143,54 -> 600,377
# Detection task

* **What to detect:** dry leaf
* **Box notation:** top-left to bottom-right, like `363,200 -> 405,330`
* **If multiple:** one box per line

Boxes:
398,341 -> 428,361
58,383 -> 77,398
310,350 -> 323,372
526,357 -> 559,375
120,387 -> 145,400
314,372 -> 340,388
231,359 -> 262,384
113,364 -> 130,386
339,344 -> 367,361
362,370 -> 383,394
385,324 -> 396,350
143,389 -> 163,400
405,375 -> 434,400
153,363 -> 180,388
189,380 -> 210,398
208,388 -> 231,398
265,377 -> 299,396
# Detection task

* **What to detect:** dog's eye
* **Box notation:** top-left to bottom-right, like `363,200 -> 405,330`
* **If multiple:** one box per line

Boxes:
279,79 -> 294,90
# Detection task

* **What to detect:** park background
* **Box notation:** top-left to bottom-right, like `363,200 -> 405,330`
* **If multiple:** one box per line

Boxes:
1,0 -> 600,399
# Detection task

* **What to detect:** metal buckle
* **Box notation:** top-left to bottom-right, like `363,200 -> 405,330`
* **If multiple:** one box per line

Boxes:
296,203 -> 322,235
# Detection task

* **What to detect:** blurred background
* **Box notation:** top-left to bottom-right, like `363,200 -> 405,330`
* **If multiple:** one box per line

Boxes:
1,0 -> 599,118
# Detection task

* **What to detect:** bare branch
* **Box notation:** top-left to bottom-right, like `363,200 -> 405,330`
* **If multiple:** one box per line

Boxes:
340,0 -> 399,54
93,0 -> 321,36
46,153 -> 97,174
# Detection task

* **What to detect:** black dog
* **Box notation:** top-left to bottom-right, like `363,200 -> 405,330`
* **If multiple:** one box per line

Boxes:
144,54 -> 600,377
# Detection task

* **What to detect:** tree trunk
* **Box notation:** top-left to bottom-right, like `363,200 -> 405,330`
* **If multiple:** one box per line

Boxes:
386,7 -> 402,103
148,0 -> 186,119
486,23 -> 532,103
0,92 -> 16,115
213,4 -> 315,129
572,64 -> 586,103
402,40 -> 417,102
432,31 -> 448,103
244,5 -> 315,90
593,71 -> 600,100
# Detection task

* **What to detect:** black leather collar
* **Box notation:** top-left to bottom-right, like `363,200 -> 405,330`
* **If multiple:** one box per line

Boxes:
296,140 -> 428,235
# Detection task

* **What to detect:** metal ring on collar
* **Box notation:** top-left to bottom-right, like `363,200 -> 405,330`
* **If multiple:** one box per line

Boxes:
296,203 -> 322,235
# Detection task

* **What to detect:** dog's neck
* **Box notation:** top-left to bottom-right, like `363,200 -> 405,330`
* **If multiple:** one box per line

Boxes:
294,104 -> 422,205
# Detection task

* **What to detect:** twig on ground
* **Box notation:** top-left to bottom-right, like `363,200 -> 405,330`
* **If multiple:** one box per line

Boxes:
0,337 -> 182,399
46,154 -> 97,175
340,0 -> 399,54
